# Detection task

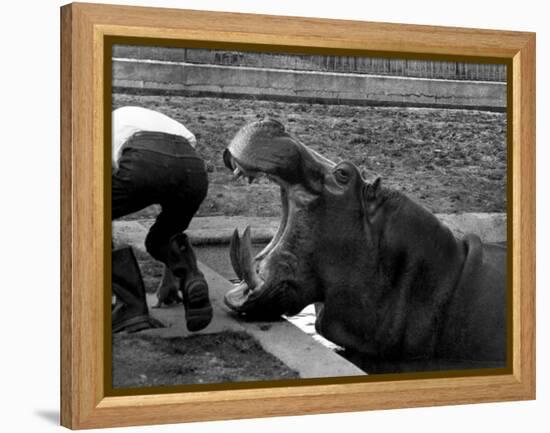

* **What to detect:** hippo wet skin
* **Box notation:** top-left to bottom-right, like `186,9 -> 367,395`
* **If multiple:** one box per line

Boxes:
223,119 -> 507,373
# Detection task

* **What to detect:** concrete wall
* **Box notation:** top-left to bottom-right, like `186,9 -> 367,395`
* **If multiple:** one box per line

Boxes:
112,59 -> 506,110
113,46 -> 507,82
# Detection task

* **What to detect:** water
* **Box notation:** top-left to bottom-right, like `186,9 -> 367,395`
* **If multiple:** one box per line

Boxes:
284,305 -> 340,350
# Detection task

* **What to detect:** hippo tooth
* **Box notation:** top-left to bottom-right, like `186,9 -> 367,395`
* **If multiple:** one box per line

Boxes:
233,167 -> 242,178
240,226 -> 261,289
232,280 -> 250,293
229,228 -> 243,280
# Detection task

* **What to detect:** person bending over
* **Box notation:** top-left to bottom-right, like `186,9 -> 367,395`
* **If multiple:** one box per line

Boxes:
111,106 -> 212,333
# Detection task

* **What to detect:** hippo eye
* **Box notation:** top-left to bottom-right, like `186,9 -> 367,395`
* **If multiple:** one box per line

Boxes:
334,167 -> 351,184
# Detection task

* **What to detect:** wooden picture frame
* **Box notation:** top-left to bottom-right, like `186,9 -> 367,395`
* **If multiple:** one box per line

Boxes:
60,2 -> 535,429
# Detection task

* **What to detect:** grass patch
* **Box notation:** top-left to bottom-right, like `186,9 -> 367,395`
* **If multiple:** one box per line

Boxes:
112,331 -> 299,388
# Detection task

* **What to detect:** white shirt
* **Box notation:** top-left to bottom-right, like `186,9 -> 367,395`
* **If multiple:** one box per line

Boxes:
112,106 -> 197,169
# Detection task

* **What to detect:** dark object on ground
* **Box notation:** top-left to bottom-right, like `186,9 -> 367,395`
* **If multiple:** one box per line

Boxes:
112,246 -> 164,333
223,119 -> 506,368
112,331 -> 299,388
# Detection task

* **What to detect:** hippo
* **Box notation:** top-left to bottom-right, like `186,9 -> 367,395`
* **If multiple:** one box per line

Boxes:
223,119 -> 507,372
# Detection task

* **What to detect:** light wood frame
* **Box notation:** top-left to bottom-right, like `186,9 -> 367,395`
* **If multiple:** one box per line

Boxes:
60,2 -> 536,429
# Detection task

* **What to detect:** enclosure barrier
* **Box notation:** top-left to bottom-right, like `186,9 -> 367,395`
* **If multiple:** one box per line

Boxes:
113,58 -> 506,110
113,46 -> 507,82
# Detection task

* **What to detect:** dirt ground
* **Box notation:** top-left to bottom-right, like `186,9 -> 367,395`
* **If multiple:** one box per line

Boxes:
113,92 -> 507,220
112,331 -> 299,388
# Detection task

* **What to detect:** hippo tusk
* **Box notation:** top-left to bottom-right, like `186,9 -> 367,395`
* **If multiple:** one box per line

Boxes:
229,229 -> 243,280
229,227 -> 261,290
240,226 -> 261,289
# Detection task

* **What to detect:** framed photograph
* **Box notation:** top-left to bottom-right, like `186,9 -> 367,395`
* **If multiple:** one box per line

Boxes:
60,2 -> 535,429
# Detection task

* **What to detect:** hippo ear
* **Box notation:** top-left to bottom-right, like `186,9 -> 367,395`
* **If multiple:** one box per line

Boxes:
366,177 -> 381,200
363,177 -> 382,217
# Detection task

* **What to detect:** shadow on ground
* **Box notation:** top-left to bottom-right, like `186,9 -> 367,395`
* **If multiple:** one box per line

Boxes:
34,410 -> 59,425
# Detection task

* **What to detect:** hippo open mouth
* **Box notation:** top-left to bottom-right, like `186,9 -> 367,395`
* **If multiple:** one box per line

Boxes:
222,118 -> 506,364
223,119 -> 338,318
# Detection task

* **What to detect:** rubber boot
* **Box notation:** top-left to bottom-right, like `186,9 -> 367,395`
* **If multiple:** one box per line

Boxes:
112,246 -> 164,333
168,233 -> 213,332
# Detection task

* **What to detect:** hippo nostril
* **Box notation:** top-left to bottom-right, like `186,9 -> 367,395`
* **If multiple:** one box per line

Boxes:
230,229 -> 243,280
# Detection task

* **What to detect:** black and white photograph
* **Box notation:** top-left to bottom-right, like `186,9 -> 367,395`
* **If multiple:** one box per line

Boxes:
5,0 -> 547,430
110,45 -> 508,389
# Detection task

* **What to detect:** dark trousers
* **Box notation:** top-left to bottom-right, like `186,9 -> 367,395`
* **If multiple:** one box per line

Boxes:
112,132 -> 208,266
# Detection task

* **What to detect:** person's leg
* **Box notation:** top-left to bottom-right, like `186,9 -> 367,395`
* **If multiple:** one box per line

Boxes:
168,232 -> 212,332
111,149 -> 165,332
143,155 -> 208,264
144,157 -> 212,331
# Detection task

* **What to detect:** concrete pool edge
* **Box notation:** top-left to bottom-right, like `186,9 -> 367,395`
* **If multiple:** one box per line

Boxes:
121,212 -> 507,246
